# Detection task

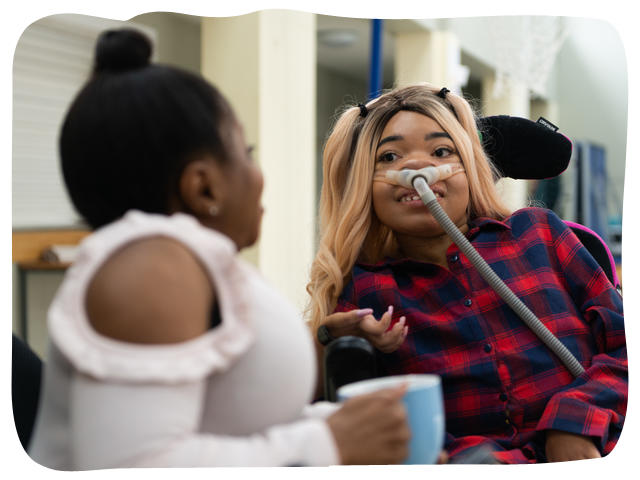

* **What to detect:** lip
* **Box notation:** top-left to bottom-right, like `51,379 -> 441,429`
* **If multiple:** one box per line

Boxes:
399,197 -> 426,208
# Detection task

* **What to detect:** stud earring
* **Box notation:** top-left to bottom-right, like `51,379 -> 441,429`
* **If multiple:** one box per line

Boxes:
208,204 -> 220,217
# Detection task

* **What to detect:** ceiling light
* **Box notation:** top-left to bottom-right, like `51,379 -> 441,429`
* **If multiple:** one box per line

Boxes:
318,29 -> 359,47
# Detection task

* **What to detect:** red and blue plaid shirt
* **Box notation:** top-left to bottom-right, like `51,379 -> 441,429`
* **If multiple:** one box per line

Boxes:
335,208 -> 626,463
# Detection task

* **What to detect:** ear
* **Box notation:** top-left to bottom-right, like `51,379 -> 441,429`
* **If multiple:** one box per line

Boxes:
177,158 -> 226,219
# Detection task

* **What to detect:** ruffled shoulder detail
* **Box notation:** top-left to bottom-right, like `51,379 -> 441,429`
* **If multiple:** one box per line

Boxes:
47,211 -> 255,384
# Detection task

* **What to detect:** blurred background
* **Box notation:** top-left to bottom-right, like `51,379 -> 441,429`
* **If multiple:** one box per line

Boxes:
11,12 -> 627,357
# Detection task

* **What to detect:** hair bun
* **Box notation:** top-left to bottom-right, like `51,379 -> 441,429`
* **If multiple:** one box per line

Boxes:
93,28 -> 152,74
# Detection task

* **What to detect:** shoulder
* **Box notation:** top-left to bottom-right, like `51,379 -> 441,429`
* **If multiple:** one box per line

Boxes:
504,207 -> 568,238
86,236 -> 214,344
338,260 -> 398,301
506,206 -> 557,224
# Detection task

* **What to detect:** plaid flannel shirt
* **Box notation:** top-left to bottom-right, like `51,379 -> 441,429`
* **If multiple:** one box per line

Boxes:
335,208 -> 626,463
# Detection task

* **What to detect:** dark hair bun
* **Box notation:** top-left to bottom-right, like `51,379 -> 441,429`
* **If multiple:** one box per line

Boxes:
93,28 -> 152,74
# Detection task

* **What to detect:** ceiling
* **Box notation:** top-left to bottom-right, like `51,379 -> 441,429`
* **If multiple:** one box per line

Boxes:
316,15 -> 396,84
169,12 -> 475,86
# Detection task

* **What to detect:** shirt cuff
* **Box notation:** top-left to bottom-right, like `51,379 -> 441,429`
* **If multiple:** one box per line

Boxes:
294,418 -> 341,465
536,396 -> 611,451
302,401 -> 340,420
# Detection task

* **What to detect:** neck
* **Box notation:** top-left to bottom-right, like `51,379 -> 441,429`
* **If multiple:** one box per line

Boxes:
395,223 -> 469,268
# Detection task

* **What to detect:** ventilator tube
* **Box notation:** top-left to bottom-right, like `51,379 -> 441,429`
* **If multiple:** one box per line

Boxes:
408,173 -> 585,378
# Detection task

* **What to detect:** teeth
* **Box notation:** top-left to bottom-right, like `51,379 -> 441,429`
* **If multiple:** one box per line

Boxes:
400,194 -> 420,202
400,192 -> 443,202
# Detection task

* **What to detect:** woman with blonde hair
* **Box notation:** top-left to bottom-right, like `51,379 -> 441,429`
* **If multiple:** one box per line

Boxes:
307,83 -> 626,463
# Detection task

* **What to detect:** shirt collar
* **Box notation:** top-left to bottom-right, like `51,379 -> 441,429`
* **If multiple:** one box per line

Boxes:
467,215 -> 511,238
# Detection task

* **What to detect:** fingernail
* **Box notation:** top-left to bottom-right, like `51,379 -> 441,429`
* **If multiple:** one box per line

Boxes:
399,316 -> 406,325
404,326 -> 409,336
387,305 -> 394,315
355,308 -> 373,317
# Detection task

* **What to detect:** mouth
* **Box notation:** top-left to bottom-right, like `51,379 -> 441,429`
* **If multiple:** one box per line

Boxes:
398,188 -> 444,203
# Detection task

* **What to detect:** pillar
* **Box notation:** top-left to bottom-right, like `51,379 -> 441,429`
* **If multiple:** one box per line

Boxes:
394,30 -> 468,93
201,11 -> 316,313
482,75 -> 531,210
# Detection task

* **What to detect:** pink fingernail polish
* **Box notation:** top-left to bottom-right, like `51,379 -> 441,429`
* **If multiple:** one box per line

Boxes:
387,305 -> 394,315
356,308 -> 373,317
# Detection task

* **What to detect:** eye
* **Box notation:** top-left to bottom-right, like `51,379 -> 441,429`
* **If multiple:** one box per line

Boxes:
433,147 -> 454,158
377,151 -> 399,163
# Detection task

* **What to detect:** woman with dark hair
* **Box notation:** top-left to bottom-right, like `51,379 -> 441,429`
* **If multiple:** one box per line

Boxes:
28,28 -> 411,469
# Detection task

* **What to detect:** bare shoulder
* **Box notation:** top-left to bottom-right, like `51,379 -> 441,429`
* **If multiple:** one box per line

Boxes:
86,236 -> 215,344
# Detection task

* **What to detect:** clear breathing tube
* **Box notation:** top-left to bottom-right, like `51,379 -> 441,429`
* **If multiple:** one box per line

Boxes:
386,166 -> 585,378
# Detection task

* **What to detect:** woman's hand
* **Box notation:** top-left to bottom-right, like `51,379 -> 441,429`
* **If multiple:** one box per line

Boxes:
359,306 -> 408,353
323,306 -> 408,353
327,384 -> 410,464
437,451 -> 449,464
322,308 -> 373,339
545,430 -> 601,462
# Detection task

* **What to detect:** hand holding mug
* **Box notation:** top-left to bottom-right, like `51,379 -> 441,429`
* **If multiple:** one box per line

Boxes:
327,383 -> 410,464
338,374 -> 445,464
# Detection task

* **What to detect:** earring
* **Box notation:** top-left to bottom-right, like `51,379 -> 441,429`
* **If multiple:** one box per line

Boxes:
208,204 -> 220,217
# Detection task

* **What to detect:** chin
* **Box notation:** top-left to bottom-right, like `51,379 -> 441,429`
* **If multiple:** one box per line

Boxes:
240,228 -> 261,250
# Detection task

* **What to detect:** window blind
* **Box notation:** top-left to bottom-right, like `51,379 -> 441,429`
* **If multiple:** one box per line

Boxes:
12,14 -> 155,229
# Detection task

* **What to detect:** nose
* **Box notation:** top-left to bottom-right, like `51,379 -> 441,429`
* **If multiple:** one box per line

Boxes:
397,156 -> 435,171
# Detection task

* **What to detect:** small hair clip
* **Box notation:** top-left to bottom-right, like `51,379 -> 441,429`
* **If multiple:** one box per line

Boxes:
358,103 -> 368,118
437,87 -> 450,99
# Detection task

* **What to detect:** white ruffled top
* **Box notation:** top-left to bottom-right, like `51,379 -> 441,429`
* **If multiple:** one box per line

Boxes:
29,211 -> 339,469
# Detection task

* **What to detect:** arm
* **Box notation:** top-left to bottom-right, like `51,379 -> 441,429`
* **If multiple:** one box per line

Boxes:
536,211 -> 627,457
70,373 -> 339,468
81,237 -> 410,467
70,370 -> 411,468
445,434 -> 536,464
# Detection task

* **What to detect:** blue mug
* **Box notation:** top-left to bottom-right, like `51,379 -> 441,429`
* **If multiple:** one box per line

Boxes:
337,374 -> 445,464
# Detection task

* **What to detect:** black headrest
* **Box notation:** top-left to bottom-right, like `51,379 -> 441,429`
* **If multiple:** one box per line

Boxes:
479,115 -> 573,180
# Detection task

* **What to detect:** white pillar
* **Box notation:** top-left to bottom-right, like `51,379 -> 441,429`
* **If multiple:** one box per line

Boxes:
482,75 -> 531,211
530,99 -> 559,125
201,12 -> 317,313
394,30 -> 468,94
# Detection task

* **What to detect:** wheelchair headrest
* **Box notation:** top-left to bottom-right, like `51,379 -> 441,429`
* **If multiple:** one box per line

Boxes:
478,115 -> 573,180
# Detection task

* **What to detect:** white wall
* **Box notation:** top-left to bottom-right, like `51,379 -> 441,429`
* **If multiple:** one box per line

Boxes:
414,16 -> 627,220
130,12 -> 201,73
555,17 -> 627,218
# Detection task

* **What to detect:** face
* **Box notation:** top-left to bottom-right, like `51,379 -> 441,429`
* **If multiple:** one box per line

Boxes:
372,110 -> 469,237
215,122 -> 265,249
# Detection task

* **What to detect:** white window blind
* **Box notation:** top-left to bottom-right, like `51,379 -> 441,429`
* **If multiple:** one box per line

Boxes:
12,14 -> 156,229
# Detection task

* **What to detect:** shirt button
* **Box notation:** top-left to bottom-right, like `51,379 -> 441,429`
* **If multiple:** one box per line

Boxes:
451,254 -> 459,262
464,299 -> 473,307
499,393 -> 508,402
483,344 -> 492,353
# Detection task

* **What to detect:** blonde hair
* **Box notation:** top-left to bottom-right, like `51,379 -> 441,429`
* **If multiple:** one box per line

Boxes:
306,83 -> 512,330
